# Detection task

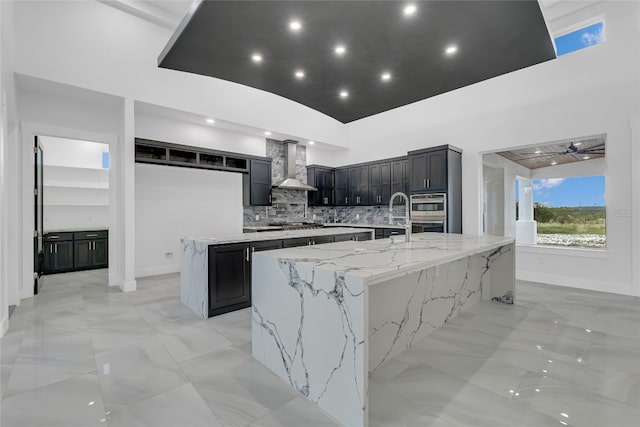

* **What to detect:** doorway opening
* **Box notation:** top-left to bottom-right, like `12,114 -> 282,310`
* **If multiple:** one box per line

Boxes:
34,135 -> 111,294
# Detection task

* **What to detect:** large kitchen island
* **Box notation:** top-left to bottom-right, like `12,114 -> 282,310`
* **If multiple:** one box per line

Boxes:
251,233 -> 515,427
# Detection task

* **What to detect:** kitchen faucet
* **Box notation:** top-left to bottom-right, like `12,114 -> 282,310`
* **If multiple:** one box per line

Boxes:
389,192 -> 411,242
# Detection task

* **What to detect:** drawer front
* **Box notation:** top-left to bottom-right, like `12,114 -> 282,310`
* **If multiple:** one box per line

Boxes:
73,230 -> 108,240
44,232 -> 73,242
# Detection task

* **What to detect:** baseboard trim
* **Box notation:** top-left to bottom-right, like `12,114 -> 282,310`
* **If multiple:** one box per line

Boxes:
516,270 -> 639,297
135,265 -> 180,278
120,279 -> 137,293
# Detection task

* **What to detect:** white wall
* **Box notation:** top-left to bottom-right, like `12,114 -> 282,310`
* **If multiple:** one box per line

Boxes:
0,0 -> 18,335
39,136 -> 109,169
135,111 -> 266,157
12,0 -> 348,149
346,2 -> 639,296
135,163 -> 243,277
483,165 -> 505,236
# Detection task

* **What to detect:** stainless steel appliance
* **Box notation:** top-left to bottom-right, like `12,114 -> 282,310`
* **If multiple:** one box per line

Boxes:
410,193 -> 447,233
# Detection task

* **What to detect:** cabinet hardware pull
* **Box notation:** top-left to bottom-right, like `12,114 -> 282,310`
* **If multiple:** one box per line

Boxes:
251,247 -> 255,253
93,241 -> 96,250
54,243 -> 57,254
345,197 -> 348,204
86,234 -> 98,237
427,179 -> 430,188
423,179 -> 426,188
48,236 -> 59,239
246,247 -> 249,261
268,194 -> 271,203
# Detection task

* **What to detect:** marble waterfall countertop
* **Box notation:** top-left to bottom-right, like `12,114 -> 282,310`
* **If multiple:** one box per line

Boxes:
251,232 -> 513,286
251,232 -> 515,426
182,227 -> 374,246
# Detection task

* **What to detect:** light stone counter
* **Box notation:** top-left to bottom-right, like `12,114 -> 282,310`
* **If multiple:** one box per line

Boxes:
180,227 -> 374,320
251,232 -> 515,427
323,222 -> 407,230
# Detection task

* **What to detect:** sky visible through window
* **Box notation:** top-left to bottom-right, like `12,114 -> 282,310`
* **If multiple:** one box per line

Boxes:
555,21 -> 604,56
516,175 -> 605,207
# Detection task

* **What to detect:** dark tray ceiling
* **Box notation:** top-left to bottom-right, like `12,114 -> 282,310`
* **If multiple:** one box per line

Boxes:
159,1 -> 556,123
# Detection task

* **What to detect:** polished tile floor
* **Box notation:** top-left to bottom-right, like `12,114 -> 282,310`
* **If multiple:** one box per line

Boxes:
1,270 -> 638,426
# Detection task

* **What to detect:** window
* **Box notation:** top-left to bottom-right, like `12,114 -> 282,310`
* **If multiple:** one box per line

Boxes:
554,21 -> 604,56
521,176 -> 606,248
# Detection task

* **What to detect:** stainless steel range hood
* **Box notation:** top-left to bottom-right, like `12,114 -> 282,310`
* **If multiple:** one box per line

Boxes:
274,140 -> 317,191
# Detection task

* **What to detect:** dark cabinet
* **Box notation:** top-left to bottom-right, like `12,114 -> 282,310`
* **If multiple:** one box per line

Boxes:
311,235 -> 335,245
282,236 -> 335,247
73,231 -> 108,270
307,166 -> 334,206
244,159 -> 272,206
409,147 -> 449,193
370,162 -> 391,205
334,168 -> 349,206
208,243 -> 251,316
349,166 -> 369,205
353,231 -> 373,241
43,230 -> 107,274
43,233 -> 74,274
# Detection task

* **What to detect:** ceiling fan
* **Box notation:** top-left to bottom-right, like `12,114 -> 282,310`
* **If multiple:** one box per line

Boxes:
516,141 -> 605,161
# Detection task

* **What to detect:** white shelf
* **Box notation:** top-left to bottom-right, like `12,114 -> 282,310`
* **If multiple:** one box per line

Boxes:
45,202 -> 109,207
44,183 -> 109,190
44,164 -> 109,173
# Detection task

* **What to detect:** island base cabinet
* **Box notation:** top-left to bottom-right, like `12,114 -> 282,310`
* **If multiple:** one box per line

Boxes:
208,243 -> 251,317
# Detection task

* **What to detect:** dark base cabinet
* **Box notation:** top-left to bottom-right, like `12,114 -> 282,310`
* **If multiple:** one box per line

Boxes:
44,230 -> 108,274
206,232 -> 375,317
208,243 -> 251,317
44,233 -> 74,274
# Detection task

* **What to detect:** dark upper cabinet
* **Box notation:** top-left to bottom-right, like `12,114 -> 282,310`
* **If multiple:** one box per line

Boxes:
307,166 -> 334,206
244,159 -> 272,206
208,243 -> 251,316
409,147 -> 452,193
404,159 -> 410,194
369,162 -> 391,205
334,168 -> 349,206
391,159 -> 405,196
349,166 -> 369,205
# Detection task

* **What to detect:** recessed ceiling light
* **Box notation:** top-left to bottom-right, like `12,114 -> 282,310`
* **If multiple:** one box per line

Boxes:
561,413 -> 569,419
535,149 -> 542,154
403,4 -> 417,16
445,45 -> 458,55
339,90 -> 349,98
551,161 -> 558,165
289,20 -> 302,32
334,44 -> 346,56
308,140 -> 315,145
381,72 -> 392,81
206,118 -> 215,124
294,69 -> 305,79
583,156 -> 590,160
251,53 -> 263,63
264,131 -> 271,136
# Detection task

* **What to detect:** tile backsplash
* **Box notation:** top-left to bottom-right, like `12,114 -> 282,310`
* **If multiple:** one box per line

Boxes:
243,139 -> 408,227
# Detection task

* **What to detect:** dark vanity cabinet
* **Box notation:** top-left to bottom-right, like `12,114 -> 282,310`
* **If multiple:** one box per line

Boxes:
73,231 -> 108,270
369,161 -> 391,205
244,159 -> 272,206
307,166 -> 334,206
348,166 -> 369,205
43,233 -> 74,274
334,168 -> 350,206
44,230 -> 107,274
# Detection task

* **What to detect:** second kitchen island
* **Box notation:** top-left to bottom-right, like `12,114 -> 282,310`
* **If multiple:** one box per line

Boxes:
181,227 -> 374,318
251,233 -> 515,427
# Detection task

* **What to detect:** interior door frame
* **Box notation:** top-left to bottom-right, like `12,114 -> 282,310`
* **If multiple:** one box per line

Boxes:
33,136 -> 44,295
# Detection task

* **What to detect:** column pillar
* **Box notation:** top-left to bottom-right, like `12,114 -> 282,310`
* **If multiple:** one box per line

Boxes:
516,177 -> 537,244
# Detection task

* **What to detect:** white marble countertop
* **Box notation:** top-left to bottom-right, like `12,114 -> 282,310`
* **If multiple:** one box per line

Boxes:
323,222 -> 407,229
44,227 -> 109,233
252,233 -> 514,286
182,227 -> 374,245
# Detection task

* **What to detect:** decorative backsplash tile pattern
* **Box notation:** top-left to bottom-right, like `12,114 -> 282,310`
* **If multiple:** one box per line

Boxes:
244,139 -> 308,225
244,139 -> 409,227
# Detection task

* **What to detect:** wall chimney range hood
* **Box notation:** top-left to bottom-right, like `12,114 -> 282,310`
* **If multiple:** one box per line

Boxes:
274,140 -> 317,191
